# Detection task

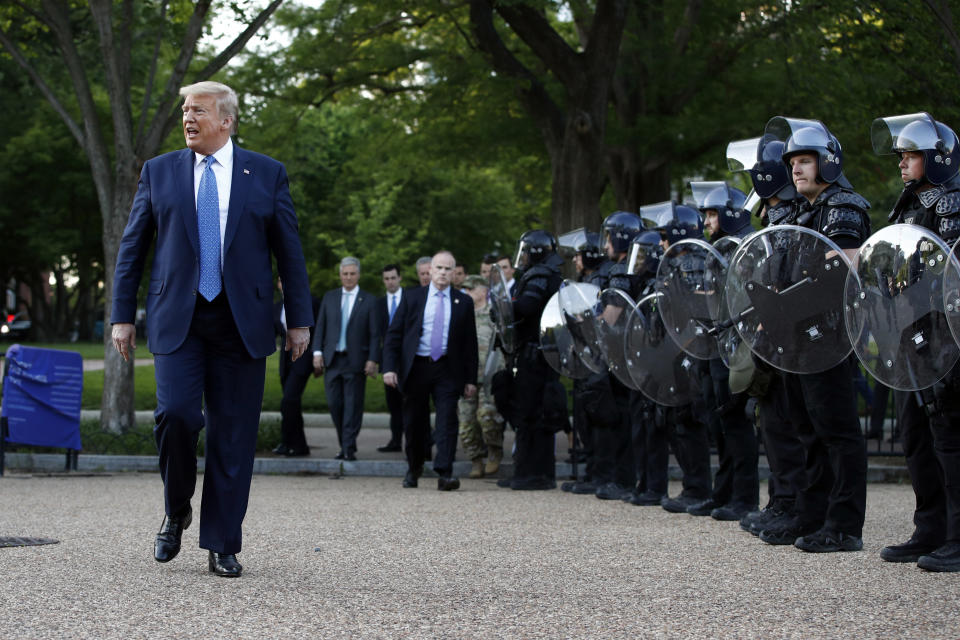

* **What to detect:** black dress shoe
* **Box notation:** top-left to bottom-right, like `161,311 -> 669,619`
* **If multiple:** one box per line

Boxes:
344,453 -> 357,461
284,447 -> 310,457
437,476 -> 461,491
918,541 -> 960,572
334,452 -> 345,460
154,507 -> 192,563
272,444 -> 291,455
377,443 -> 402,452
402,471 -> 419,488
880,537 -> 940,563
208,551 -> 242,577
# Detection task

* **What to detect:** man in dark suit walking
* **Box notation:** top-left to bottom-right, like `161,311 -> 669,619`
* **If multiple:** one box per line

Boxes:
111,81 -> 313,578
312,257 -> 380,460
376,264 -> 405,453
382,251 -> 478,490
273,278 -> 321,456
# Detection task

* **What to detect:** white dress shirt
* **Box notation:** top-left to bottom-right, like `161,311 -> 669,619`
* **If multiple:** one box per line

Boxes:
192,138 -> 233,265
417,283 -> 452,357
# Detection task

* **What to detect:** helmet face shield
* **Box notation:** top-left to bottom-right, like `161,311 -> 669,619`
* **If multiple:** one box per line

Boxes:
625,232 -> 661,276
513,240 -> 528,269
767,116 -> 842,183
872,112 -> 959,184
726,137 -> 761,172
558,228 -> 589,254
690,181 -> 729,210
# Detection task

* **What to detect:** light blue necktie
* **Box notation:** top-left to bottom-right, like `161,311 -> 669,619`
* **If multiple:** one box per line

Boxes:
389,294 -> 397,323
338,291 -> 351,351
430,291 -> 445,361
197,156 -> 222,301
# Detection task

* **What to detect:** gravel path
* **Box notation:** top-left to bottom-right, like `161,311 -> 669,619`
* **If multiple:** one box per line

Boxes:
0,475 -> 957,639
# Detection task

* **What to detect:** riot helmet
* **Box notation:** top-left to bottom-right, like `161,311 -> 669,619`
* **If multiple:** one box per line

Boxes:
625,230 -> 663,277
602,211 -> 643,255
513,229 -> 557,269
690,181 -> 751,237
765,116 -> 844,184
650,202 -> 703,245
871,112 -> 960,186
727,135 -> 796,201
558,228 -> 605,270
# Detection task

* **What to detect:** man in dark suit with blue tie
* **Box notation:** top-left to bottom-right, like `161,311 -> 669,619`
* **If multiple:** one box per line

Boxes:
111,81 -> 313,578
376,264 -> 405,452
312,257 -> 380,460
382,251 -> 479,490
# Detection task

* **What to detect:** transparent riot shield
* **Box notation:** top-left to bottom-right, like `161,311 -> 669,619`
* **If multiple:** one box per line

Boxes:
595,288 -> 640,389
625,293 -> 700,406
704,235 -> 743,369
557,280 -> 607,374
845,224 -> 960,390
655,239 -> 723,360
488,264 -> 515,355
540,289 -> 592,379
726,225 -> 853,374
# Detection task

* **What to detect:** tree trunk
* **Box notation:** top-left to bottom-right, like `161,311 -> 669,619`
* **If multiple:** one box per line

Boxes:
100,157 -> 140,432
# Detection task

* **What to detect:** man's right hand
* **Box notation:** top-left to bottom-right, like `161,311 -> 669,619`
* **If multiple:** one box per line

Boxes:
383,371 -> 398,388
313,354 -> 324,377
112,323 -> 136,362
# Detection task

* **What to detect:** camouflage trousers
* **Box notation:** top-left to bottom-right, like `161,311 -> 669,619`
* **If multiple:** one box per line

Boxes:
458,386 -> 505,461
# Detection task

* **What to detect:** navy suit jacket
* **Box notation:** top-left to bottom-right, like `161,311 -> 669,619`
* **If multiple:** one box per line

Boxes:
312,288 -> 380,372
382,285 -> 478,392
112,145 -> 312,357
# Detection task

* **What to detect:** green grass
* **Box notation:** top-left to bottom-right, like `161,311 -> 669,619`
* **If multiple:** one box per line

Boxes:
2,341 -> 109,360
4,418 -> 284,455
79,352 -> 388,412
2,342 -> 389,412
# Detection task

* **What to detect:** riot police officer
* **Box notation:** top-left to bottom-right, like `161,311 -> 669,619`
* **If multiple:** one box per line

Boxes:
685,182 -> 760,521
622,230 -> 672,505
654,204 -> 714,513
872,112 -> 960,571
727,135 -> 807,536
505,229 -> 564,490
758,118 -> 869,552
559,230 -> 612,493
587,211 -> 643,500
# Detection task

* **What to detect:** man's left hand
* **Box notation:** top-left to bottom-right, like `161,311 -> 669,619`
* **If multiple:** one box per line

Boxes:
464,384 -> 477,398
364,360 -> 379,377
286,327 -> 310,361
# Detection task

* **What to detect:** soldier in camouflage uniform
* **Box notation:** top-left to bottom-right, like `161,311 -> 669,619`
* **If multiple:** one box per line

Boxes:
457,275 -> 506,478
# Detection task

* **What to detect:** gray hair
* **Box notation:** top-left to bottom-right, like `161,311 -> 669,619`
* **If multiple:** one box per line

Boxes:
415,256 -> 432,268
339,256 -> 360,272
179,81 -> 238,135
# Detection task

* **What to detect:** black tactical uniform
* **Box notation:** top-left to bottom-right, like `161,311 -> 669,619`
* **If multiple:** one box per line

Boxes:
566,258 -> 613,492
728,136 -> 807,535
509,239 -> 564,490
687,183 -> 760,520
759,119 -> 869,552
874,113 -> 960,570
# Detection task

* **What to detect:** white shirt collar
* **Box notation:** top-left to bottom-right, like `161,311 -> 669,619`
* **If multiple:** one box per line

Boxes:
194,138 -> 233,171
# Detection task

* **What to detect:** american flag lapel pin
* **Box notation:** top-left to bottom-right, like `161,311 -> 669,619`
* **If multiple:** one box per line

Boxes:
243,169 -> 250,175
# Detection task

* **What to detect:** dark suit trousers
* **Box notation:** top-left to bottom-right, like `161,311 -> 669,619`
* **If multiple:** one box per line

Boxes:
153,294 -> 266,554
384,383 -> 404,446
325,353 -> 366,456
402,356 -> 459,476
279,357 -> 311,452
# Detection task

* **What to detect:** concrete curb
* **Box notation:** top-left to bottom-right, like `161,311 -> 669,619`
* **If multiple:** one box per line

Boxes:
0,451 -> 911,483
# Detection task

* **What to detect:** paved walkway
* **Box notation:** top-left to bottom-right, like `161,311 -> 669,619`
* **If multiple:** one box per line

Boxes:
0,474 -> 956,639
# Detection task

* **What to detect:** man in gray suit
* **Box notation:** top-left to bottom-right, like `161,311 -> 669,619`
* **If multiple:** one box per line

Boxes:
312,257 -> 380,460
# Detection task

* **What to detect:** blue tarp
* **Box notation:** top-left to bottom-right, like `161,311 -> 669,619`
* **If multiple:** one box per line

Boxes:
2,344 -> 83,450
